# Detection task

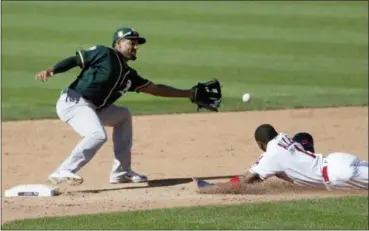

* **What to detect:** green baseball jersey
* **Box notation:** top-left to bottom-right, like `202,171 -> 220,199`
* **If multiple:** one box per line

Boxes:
69,45 -> 151,110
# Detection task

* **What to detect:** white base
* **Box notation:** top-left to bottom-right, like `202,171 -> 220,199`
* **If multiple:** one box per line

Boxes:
4,184 -> 59,197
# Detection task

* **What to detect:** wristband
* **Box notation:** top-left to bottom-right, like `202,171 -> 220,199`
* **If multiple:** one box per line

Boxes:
230,175 -> 241,188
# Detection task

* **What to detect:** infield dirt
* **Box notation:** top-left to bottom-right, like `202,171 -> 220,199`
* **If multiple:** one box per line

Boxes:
2,107 -> 368,223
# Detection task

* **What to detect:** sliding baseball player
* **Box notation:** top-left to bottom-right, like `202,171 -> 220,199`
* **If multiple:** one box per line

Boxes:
194,124 -> 368,193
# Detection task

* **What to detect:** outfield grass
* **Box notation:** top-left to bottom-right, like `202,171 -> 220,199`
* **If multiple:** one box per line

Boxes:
2,196 -> 368,230
2,1 -> 368,121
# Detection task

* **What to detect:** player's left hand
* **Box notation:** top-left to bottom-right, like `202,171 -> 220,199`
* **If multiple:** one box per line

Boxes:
192,177 -> 213,188
190,79 -> 222,112
35,69 -> 54,82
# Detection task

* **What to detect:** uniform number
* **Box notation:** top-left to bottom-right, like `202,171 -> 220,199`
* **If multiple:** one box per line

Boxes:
277,137 -> 316,158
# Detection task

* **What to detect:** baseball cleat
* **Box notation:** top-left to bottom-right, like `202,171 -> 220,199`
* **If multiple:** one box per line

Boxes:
48,170 -> 84,186
110,170 -> 148,184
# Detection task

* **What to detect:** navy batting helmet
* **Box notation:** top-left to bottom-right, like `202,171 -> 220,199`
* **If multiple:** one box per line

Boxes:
293,132 -> 315,153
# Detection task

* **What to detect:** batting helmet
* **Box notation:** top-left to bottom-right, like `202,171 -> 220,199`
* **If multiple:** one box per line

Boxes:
293,132 -> 315,153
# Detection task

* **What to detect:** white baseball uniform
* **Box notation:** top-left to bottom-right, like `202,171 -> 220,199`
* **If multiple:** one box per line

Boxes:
249,133 -> 368,190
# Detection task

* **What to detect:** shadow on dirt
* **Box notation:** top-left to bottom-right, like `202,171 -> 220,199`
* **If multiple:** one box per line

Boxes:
66,175 -> 235,195
62,175 -> 367,197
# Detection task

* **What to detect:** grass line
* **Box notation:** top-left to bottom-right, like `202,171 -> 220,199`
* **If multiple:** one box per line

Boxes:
2,196 -> 368,230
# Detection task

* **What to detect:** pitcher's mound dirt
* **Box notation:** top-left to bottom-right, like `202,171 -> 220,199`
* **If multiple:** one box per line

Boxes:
2,107 -> 368,223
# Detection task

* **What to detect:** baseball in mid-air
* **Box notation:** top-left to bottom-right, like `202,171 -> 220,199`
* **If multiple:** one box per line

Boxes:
242,93 -> 252,103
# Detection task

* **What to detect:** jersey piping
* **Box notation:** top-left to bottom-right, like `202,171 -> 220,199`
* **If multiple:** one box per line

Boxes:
77,51 -> 85,68
96,51 -> 127,110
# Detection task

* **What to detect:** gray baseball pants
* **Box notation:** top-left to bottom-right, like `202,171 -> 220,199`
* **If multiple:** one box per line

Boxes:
53,88 -> 132,181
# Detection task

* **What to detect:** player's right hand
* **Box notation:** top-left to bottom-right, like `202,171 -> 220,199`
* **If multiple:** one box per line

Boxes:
35,70 -> 54,82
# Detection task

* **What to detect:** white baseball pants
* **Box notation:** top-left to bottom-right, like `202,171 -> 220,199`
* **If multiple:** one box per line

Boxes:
324,152 -> 368,189
53,89 -> 133,180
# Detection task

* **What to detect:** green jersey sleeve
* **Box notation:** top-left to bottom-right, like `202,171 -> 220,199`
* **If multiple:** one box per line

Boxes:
76,45 -> 109,68
127,68 -> 152,92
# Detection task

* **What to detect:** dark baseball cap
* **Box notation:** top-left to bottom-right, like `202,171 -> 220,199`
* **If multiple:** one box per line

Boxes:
112,27 -> 146,47
293,132 -> 315,153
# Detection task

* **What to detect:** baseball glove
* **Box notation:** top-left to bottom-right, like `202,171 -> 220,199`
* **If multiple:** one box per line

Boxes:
190,79 -> 222,112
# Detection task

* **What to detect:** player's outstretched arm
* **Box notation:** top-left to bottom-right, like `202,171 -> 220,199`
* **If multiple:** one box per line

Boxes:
193,173 -> 263,194
140,79 -> 222,112
35,55 -> 82,82
139,83 -> 192,98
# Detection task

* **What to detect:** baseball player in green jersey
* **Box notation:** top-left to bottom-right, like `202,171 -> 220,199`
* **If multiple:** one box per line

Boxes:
35,27 -> 222,185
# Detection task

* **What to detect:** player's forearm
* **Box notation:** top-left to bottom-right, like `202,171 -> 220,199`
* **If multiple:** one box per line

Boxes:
239,172 -> 264,184
197,174 -> 262,194
51,55 -> 81,74
275,173 -> 293,183
149,84 -> 192,98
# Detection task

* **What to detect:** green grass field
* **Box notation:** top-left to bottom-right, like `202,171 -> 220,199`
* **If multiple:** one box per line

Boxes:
3,196 -> 368,230
2,1 -> 368,120
2,1 -> 368,230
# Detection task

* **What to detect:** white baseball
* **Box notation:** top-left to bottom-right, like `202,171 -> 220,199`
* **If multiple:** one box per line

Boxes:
242,93 -> 252,103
